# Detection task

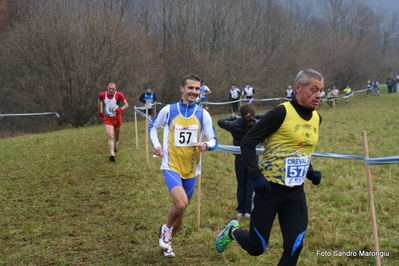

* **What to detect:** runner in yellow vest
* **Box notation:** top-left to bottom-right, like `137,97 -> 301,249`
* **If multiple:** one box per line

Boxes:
343,86 -> 352,103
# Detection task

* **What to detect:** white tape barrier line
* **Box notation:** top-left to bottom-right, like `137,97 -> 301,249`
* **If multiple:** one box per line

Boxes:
138,87 -> 378,108
205,98 -> 284,105
0,88 -> 377,118
205,93 -> 358,105
134,108 -> 153,122
0,112 -> 60,118
215,144 -> 399,166
135,102 -> 163,110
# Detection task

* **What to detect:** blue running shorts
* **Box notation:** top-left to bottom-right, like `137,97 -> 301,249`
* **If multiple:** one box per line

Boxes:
162,170 -> 197,199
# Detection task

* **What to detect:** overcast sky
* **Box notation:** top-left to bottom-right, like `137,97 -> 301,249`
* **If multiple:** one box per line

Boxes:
363,0 -> 398,13
280,0 -> 398,15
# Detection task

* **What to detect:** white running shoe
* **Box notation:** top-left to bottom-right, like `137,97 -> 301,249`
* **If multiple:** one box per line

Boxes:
159,225 -> 173,250
163,247 -> 175,258
237,213 -> 243,219
244,213 -> 251,219
114,140 -> 119,152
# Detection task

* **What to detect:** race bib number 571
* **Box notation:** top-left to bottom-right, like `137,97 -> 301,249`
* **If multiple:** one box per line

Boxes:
284,156 -> 310,186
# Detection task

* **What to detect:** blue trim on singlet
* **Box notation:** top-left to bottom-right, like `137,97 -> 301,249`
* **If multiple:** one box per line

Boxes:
142,92 -> 155,108
168,101 -> 203,129
200,86 -> 209,101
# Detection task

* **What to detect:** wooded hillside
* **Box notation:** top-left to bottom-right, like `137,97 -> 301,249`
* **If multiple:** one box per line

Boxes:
1,0 -> 399,136
0,0 -> 26,32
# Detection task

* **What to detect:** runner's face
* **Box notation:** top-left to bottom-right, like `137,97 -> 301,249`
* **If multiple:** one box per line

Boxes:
295,78 -> 324,109
107,84 -> 116,95
180,79 -> 200,104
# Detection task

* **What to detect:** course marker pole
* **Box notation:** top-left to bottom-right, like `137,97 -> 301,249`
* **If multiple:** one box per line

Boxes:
134,106 -> 138,149
197,173 -> 201,227
146,101 -> 149,170
197,152 -> 203,227
362,131 -> 381,266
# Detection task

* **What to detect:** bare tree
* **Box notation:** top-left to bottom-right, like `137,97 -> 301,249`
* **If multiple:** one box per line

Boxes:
0,0 -> 163,127
2,0 -> 399,134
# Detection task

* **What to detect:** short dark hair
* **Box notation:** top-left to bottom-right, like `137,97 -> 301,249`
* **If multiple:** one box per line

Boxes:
181,74 -> 201,86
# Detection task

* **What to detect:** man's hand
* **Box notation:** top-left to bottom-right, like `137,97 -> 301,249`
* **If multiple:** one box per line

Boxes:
153,146 -> 164,157
196,142 -> 207,152
99,112 -> 105,119
252,176 -> 271,193
306,165 -> 322,185
115,108 -> 123,115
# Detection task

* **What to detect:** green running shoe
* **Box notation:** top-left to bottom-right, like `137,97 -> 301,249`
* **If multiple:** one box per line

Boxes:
215,219 -> 239,253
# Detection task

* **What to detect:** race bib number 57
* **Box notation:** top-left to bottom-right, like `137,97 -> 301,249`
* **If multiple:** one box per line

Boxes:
284,157 -> 310,186
174,124 -> 198,146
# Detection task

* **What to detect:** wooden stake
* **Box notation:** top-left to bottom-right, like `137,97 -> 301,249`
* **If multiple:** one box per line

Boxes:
362,131 -> 381,266
134,106 -> 138,149
145,101 -> 149,170
197,173 -> 202,227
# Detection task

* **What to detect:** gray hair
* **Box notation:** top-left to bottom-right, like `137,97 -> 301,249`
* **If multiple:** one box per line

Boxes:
294,69 -> 324,86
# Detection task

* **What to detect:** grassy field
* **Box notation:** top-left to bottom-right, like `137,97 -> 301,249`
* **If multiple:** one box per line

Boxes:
1,87 -> 399,265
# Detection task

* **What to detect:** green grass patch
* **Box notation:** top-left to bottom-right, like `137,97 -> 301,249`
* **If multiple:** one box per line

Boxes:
1,89 -> 399,265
